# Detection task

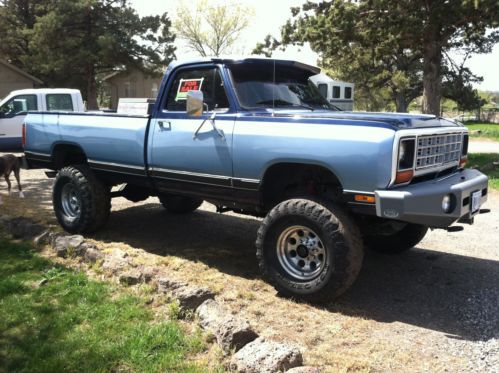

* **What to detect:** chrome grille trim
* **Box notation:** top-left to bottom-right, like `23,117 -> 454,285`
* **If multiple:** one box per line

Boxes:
415,133 -> 463,170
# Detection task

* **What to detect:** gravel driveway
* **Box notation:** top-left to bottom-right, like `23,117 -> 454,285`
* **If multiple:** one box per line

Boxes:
1,153 -> 498,372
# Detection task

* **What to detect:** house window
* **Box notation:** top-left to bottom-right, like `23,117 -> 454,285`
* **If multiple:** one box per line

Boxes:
345,87 -> 352,99
124,79 -> 137,97
317,84 -> 328,98
332,86 -> 341,99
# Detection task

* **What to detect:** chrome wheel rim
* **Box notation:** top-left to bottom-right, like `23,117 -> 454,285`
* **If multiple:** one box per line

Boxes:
61,183 -> 81,221
277,225 -> 327,280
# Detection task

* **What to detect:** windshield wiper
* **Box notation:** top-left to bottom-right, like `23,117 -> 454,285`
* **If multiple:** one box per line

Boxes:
291,103 -> 314,111
255,100 -> 314,111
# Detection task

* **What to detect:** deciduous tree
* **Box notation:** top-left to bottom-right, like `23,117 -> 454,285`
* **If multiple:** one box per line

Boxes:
173,0 -> 253,57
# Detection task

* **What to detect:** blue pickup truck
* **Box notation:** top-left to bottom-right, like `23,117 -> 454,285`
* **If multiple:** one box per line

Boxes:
23,57 -> 489,302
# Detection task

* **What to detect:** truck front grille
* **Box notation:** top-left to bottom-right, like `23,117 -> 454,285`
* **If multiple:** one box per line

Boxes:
416,133 -> 462,170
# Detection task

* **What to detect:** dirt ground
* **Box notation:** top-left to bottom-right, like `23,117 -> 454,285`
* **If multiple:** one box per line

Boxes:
1,155 -> 498,372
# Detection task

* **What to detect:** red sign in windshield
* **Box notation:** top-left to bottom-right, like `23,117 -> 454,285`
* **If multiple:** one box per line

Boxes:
179,80 -> 201,92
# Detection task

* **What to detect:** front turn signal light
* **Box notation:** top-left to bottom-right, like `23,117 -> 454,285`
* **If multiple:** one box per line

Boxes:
354,194 -> 376,203
459,156 -> 467,168
395,170 -> 414,184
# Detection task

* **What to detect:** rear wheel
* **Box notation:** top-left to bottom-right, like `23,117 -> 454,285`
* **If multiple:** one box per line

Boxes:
53,165 -> 111,233
363,223 -> 428,254
158,194 -> 203,214
256,198 -> 364,303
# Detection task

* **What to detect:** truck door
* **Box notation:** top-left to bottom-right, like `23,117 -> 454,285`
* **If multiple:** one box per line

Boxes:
0,94 -> 37,149
148,65 -> 235,195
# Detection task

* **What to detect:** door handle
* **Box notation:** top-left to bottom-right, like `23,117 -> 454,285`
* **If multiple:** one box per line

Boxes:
158,121 -> 171,131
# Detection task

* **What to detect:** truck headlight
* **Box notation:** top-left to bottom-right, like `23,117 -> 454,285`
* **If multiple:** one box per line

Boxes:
395,138 -> 415,185
398,138 -> 415,170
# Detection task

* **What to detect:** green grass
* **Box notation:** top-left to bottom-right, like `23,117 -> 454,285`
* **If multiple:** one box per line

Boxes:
464,122 -> 499,141
468,153 -> 499,190
0,237 -> 205,373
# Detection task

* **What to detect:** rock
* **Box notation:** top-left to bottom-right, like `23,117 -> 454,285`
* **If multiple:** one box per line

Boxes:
173,285 -> 215,310
111,248 -> 128,259
141,266 -> 160,283
197,299 -> 258,352
158,277 -> 187,292
47,231 -> 64,246
287,367 -> 322,373
230,337 -> 303,373
119,270 -> 143,285
33,230 -> 51,246
52,235 -> 85,257
157,277 -> 215,310
7,217 -> 44,239
84,247 -> 104,263
102,250 -> 132,273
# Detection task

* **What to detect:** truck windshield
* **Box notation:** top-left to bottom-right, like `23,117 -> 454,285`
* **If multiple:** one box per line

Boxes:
228,63 -> 339,111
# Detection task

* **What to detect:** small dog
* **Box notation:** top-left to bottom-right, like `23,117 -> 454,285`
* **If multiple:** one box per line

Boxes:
0,154 -> 24,204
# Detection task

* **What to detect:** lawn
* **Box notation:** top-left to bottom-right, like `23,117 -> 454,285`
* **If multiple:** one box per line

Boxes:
468,153 -> 499,190
464,122 -> 499,141
0,237 -> 206,372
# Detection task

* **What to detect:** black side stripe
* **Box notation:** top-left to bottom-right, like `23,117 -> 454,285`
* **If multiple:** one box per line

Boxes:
150,168 -> 260,190
232,178 -> 260,190
88,161 -> 146,176
24,151 -> 51,163
149,169 -> 231,187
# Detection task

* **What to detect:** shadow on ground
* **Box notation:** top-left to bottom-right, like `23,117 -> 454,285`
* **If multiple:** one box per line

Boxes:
93,203 -> 499,343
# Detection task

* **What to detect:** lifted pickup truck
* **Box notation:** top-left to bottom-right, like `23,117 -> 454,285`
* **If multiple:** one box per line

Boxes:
23,57 -> 489,302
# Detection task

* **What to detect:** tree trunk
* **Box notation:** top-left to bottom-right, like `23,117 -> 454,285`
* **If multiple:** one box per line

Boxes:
395,92 -> 408,113
86,64 -> 99,110
421,27 -> 443,116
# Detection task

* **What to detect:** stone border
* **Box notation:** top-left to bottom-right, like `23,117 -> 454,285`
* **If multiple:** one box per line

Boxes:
0,215 -> 321,372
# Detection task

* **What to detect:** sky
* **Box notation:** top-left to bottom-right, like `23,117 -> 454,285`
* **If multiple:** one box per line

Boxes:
130,0 -> 499,91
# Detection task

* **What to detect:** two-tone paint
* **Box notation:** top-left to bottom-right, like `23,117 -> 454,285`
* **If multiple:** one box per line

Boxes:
23,57 -> 487,226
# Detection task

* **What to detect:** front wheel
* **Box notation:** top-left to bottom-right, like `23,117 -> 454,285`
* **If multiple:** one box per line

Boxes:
256,198 -> 364,303
53,165 -> 111,233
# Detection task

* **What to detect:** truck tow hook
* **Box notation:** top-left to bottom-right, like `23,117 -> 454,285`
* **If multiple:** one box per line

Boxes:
479,208 -> 491,214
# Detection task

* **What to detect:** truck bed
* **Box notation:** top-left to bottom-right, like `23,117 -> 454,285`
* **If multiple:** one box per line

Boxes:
25,112 -> 150,170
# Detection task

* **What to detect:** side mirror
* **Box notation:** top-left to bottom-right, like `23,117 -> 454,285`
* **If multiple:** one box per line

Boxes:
186,90 -> 204,117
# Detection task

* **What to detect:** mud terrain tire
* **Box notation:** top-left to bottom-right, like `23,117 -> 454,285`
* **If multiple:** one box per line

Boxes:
256,198 -> 364,303
53,165 -> 110,233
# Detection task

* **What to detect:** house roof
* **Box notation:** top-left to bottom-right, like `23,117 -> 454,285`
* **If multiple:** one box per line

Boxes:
102,68 -> 163,82
0,59 -> 43,84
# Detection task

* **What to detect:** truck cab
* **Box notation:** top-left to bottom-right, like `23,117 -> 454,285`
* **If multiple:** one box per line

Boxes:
0,88 -> 84,149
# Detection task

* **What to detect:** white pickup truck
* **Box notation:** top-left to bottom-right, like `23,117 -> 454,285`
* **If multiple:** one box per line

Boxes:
0,88 -> 84,150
